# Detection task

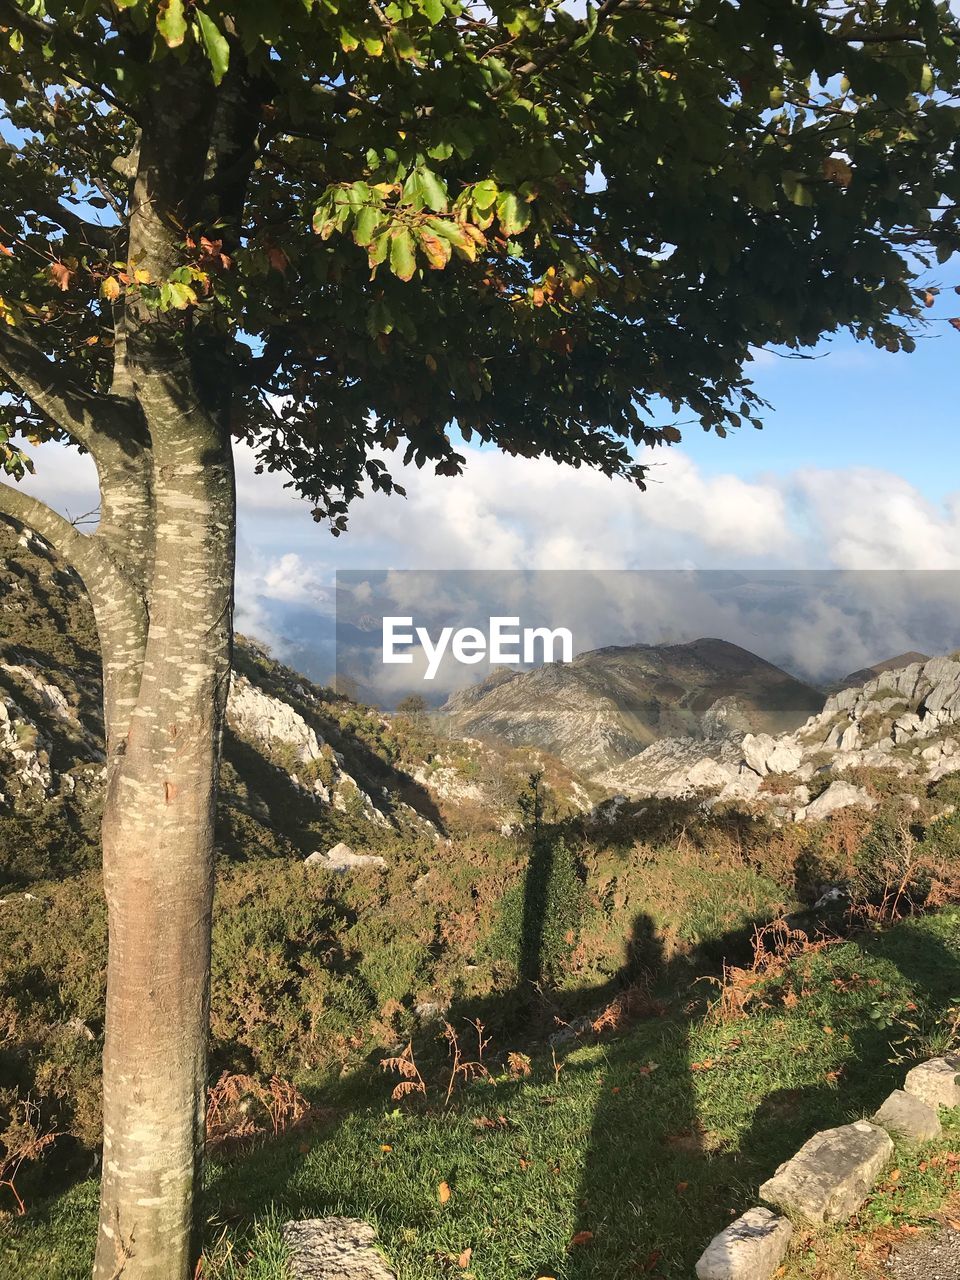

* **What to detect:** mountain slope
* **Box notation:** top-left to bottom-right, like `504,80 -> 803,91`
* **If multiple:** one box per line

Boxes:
0,522 -> 451,884
441,638 -> 824,775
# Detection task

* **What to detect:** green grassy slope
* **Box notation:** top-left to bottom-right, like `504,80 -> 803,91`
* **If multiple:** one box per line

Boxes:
7,909 -> 960,1280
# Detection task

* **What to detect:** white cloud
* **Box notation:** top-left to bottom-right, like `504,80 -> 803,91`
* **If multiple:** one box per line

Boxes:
789,467 -> 960,569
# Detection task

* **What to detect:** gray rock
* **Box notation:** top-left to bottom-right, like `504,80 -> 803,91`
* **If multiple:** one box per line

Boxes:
873,1089 -> 942,1143
904,1056 -> 960,1111
695,1206 -> 792,1280
304,842 -> 387,872
282,1217 -> 397,1279
759,1121 -> 893,1224
742,733 -> 776,777
802,780 -> 877,823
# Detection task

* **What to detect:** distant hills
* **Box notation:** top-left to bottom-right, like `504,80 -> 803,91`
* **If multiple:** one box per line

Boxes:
441,638 -> 825,775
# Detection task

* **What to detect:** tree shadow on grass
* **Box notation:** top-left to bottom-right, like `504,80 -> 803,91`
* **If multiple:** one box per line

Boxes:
568,911 -> 960,1279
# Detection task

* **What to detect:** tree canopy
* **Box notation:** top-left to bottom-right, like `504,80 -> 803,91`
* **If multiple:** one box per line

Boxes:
1,0 -> 959,531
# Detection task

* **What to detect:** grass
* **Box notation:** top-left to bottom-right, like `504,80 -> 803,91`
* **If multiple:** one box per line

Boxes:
6,908 -> 960,1280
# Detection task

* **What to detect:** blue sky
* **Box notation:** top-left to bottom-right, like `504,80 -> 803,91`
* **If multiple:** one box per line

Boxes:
671,327 -> 958,498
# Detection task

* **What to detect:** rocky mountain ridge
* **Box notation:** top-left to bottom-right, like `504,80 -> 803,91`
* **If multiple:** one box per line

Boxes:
598,651 -> 960,823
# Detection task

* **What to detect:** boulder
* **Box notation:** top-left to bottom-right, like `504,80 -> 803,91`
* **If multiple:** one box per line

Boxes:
742,733 -> 776,777
904,1057 -> 960,1111
873,1090 -> 942,1144
282,1218 -> 397,1280
686,758 -> 737,791
802,781 -> 877,823
759,1121 -> 893,1224
839,723 -> 861,753
304,842 -> 387,872
695,1206 -> 792,1280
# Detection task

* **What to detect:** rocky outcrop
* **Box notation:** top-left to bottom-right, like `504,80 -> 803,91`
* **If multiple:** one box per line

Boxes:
598,652 -> 960,817
798,781 -> 877,824
304,842 -> 387,872
227,674 -> 391,827
228,675 -> 324,764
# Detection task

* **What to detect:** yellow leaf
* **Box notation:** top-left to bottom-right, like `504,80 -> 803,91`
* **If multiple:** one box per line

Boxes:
101,276 -> 122,301
438,1181 -> 451,1203
134,268 -> 154,285
380,1144 -> 392,1152
457,1247 -> 472,1268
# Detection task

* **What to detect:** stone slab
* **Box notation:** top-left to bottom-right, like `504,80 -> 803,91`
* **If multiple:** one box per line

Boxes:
282,1218 -> 397,1280
759,1121 -> 893,1224
873,1089 -> 942,1144
904,1057 -> 960,1111
695,1206 -> 792,1280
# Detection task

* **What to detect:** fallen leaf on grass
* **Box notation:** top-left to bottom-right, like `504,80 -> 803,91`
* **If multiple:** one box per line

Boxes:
457,1247 -> 472,1268
439,1181 -> 451,1203
569,1230 -> 594,1247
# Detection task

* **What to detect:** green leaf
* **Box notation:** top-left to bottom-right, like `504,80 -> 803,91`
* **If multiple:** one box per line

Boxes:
353,205 -> 383,247
389,227 -> 417,281
418,168 -> 448,213
420,0 -> 444,23
157,0 -> 188,48
496,191 -> 531,236
9,28 -> 24,53
195,11 -> 230,85
367,298 -> 394,336
471,179 -> 499,212
391,28 -> 417,60
368,230 -> 391,269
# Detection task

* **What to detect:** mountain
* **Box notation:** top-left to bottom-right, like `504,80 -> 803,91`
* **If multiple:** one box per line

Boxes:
830,652 -> 931,692
441,638 -> 824,775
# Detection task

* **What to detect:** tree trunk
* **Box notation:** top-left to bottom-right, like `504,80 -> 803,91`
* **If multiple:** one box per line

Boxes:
93,409 -> 235,1280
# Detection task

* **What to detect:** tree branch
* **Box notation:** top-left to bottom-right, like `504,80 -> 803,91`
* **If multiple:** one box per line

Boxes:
0,325 -> 144,462
25,195 -> 120,252
0,480 -> 106,582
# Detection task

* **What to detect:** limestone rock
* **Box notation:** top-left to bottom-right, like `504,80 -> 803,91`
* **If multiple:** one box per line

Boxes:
742,733 -> 776,777
904,1057 -> 960,1111
873,1090 -> 942,1143
759,1121 -> 893,1224
282,1218 -> 397,1279
802,781 -> 877,823
304,842 -> 387,872
695,1206 -> 792,1280
228,674 -> 323,763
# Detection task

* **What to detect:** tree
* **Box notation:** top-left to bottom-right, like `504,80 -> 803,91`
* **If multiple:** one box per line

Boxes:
396,691 -> 429,722
0,0 -> 958,1274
